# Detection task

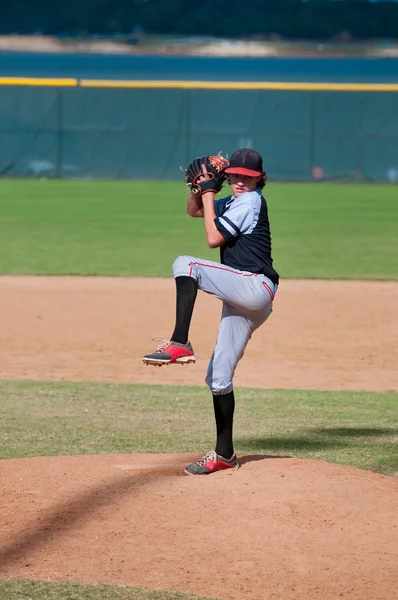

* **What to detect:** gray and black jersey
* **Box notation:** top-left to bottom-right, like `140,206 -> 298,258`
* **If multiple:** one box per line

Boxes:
213,190 -> 279,285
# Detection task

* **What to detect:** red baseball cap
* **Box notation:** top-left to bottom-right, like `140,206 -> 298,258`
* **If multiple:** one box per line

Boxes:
225,148 -> 263,177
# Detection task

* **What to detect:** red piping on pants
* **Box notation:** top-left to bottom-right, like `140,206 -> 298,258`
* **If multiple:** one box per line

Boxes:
262,281 -> 275,301
187,261 -> 275,301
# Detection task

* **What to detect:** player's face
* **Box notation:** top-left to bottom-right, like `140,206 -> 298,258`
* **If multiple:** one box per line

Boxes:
229,174 -> 260,197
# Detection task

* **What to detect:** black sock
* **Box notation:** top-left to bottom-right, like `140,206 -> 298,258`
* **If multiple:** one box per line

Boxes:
170,276 -> 198,344
213,391 -> 235,459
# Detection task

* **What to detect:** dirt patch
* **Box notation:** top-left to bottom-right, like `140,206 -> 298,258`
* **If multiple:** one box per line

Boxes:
1,276 -> 397,600
0,275 -> 397,391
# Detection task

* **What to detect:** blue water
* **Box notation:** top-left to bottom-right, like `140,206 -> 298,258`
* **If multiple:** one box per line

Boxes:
0,52 -> 397,82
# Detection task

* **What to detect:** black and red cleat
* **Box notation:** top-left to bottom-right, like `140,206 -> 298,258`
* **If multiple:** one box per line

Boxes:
184,451 -> 239,475
142,339 -> 196,366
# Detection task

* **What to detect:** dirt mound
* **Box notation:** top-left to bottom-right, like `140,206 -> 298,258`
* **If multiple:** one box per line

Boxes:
1,453 -> 397,600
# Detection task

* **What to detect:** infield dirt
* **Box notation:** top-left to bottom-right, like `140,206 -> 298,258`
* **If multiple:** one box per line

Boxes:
1,276 -> 397,391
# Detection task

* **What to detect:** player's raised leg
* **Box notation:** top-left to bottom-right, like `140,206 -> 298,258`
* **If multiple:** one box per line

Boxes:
173,255 -> 275,312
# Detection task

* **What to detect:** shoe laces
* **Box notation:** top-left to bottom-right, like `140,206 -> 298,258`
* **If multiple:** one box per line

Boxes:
198,451 -> 217,466
151,337 -> 172,353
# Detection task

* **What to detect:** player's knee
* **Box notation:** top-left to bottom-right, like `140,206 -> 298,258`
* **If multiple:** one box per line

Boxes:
172,255 -> 195,279
205,374 -> 233,395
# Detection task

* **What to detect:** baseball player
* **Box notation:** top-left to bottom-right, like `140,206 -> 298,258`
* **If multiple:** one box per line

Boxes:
143,148 -> 279,475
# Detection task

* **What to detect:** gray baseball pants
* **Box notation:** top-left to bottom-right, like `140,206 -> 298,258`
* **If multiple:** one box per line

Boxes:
172,255 -> 277,395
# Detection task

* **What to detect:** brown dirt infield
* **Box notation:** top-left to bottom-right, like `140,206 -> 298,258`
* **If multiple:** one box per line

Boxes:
1,276 -> 397,600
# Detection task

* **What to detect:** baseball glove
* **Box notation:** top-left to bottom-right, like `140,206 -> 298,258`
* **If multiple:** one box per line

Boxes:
184,153 -> 229,196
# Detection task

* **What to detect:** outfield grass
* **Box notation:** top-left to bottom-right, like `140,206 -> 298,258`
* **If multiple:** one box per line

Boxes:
1,179 -> 397,279
1,380 -> 396,476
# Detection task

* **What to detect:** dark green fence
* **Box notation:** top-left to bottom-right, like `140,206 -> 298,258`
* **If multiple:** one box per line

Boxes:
1,84 -> 397,182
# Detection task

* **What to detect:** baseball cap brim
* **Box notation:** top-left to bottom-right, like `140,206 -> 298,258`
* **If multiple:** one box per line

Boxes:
225,166 -> 262,177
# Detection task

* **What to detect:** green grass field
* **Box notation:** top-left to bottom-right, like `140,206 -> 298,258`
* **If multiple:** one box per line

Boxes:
1,179 -> 397,600
1,179 -> 397,279
0,579 -> 211,600
1,380 -> 397,475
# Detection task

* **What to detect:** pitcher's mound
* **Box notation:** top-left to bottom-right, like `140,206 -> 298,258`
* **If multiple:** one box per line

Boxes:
1,453 -> 397,600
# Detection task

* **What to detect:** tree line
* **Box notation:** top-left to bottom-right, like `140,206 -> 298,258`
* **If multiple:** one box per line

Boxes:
2,0 -> 398,40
